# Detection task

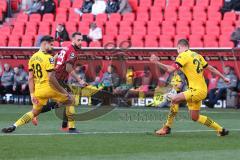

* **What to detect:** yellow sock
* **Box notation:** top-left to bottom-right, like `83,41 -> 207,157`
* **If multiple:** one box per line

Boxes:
66,106 -> 76,129
197,115 -> 223,132
14,111 -> 34,127
165,104 -> 179,127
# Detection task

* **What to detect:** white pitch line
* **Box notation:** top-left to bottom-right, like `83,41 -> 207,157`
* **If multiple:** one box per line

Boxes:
0,129 -> 239,136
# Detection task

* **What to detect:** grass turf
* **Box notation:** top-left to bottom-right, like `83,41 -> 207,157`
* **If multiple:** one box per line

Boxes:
0,105 -> 240,160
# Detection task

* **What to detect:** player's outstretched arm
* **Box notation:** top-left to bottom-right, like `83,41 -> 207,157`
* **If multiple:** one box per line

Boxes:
206,65 -> 230,83
150,54 -> 176,73
28,71 -> 39,104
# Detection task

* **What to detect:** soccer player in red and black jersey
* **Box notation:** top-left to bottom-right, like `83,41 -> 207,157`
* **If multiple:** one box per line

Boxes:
32,32 -> 87,133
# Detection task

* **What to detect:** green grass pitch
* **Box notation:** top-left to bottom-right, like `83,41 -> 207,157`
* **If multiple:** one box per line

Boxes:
0,105 -> 240,160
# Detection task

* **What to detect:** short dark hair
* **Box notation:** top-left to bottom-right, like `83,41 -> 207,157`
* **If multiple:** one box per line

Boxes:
177,39 -> 189,47
40,35 -> 54,43
72,32 -> 82,38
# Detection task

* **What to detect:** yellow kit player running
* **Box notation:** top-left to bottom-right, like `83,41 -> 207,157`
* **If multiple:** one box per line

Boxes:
150,39 -> 230,136
2,36 -> 74,133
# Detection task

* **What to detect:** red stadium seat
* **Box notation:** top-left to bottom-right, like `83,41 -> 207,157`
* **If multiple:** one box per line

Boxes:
206,26 -> 220,36
207,5 -> 221,13
210,0 -> 223,8
16,13 -> 28,22
133,24 -> 147,36
38,22 -> 51,35
159,35 -> 173,47
122,13 -> 135,22
116,35 -> 130,45
119,26 -> 132,37
147,21 -> 161,36
196,0 -> 209,7
89,41 -> 102,47
147,25 -> 161,36
69,13 -> 80,23
154,0 -> 166,8
219,35 -> 234,47
72,0 -> 83,8
193,10 -> 207,21
221,26 -> 234,35
59,0 -> 72,8
105,23 -> 118,36
176,20 -> 190,29
145,35 -> 159,47
139,0 -> 152,8
191,20 -> 205,29
131,35 -> 144,47
0,26 -> 11,36
208,11 -> 222,21
21,35 -> 34,47
108,13 -> 121,23
65,22 -> 78,36
164,10 -> 178,21
176,26 -> 190,35
203,35 -> 218,47
42,13 -> 54,22
0,35 -> 8,46
25,22 -> 38,36
119,21 -> 132,29
191,26 -> 205,35
8,35 -> 21,47
78,26 -> 89,35
56,7 -> 68,14
168,0 -> 181,7
81,14 -> 94,22
103,35 -> 116,45
55,14 -> 67,24
150,7 -> 163,21
223,12 -> 237,21
61,41 -> 72,47
161,21 -> 175,36
95,13 -> 108,23
189,34 -> 203,47
0,1 -> 7,12
136,13 -> 149,22
137,5 -> 150,13
29,14 -> 41,22
181,0 -> 195,7
178,6 -> 192,21
12,25 -> 25,36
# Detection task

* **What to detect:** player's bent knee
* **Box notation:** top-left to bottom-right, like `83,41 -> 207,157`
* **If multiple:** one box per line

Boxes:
190,114 -> 199,121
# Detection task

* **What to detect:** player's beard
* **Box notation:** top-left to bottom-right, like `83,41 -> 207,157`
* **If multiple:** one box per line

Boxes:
73,44 -> 81,50
47,49 -> 53,54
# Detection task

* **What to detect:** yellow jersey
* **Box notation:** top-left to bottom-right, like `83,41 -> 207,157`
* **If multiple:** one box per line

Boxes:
175,50 -> 208,91
28,50 -> 55,89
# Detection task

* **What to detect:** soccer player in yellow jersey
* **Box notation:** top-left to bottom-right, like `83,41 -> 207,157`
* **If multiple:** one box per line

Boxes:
2,36 -> 74,133
150,39 -> 230,136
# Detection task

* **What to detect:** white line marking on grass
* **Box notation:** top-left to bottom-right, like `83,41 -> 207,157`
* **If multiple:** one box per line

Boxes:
0,129 -> 239,136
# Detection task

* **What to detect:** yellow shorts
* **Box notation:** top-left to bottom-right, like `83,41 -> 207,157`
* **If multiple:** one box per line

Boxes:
183,88 -> 207,110
33,86 -> 69,111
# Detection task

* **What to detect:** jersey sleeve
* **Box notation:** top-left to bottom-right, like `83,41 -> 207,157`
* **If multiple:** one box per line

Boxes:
28,59 -> 33,72
200,55 -> 208,68
45,55 -> 55,72
65,49 -> 76,65
175,52 -> 188,67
